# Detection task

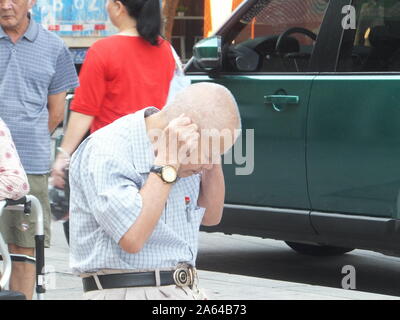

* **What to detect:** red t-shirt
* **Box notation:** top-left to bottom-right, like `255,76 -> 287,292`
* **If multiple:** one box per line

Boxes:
71,35 -> 175,133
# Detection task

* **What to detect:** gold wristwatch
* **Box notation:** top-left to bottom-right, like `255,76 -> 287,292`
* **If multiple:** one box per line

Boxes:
150,165 -> 178,184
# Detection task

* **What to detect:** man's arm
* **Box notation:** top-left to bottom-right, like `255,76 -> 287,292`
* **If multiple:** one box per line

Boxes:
198,164 -> 225,226
119,115 -> 199,253
119,173 -> 173,253
48,92 -> 67,134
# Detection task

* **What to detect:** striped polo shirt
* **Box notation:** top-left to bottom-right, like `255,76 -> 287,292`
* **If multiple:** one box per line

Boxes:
0,17 -> 79,174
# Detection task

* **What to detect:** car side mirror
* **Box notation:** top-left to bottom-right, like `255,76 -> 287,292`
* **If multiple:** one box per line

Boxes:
193,36 -> 222,71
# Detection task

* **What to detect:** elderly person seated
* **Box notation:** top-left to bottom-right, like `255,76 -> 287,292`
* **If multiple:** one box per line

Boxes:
69,82 -> 241,300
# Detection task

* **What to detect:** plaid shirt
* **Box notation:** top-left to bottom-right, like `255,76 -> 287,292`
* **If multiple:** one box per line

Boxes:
69,108 -> 205,274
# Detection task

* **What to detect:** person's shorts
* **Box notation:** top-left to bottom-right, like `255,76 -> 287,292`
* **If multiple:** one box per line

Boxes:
0,174 -> 51,248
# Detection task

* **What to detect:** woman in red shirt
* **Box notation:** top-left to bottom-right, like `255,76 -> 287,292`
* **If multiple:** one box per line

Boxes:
51,0 -> 175,187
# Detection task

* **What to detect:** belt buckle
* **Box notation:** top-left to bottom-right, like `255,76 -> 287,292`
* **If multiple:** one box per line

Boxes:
173,266 -> 195,287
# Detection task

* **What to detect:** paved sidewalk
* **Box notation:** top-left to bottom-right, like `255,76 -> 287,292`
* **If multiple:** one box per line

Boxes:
41,222 -> 399,300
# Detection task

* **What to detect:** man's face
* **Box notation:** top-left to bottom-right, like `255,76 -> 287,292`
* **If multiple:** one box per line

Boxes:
177,130 -> 229,178
0,0 -> 34,31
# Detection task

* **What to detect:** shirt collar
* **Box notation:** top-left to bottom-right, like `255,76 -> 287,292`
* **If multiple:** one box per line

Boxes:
0,25 -> 7,39
23,16 -> 39,42
131,107 -> 159,174
0,21 -> 8,39
0,15 -> 39,42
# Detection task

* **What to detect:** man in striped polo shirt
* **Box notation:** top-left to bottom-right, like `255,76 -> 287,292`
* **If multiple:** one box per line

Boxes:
0,0 -> 79,299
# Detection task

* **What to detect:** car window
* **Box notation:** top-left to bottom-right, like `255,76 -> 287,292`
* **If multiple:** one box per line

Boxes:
222,0 -> 330,73
337,0 -> 400,72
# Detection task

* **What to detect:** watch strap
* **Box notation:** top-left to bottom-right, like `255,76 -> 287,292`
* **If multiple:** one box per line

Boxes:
150,165 -> 163,175
150,165 -> 177,184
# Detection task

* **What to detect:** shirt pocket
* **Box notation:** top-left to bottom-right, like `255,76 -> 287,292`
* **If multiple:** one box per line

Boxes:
187,206 -> 206,227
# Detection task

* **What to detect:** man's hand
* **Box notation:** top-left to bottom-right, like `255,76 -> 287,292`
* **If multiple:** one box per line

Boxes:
154,114 -> 199,169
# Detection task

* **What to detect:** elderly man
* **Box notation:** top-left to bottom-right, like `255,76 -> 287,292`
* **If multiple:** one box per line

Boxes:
69,83 -> 241,300
0,0 -> 79,299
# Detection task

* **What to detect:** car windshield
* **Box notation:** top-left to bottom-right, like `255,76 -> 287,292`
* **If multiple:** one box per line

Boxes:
187,0 -> 330,73
234,0 -> 329,46
228,0 -> 330,73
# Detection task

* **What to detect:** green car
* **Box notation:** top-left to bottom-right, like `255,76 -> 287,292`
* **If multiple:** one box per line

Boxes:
188,0 -> 400,257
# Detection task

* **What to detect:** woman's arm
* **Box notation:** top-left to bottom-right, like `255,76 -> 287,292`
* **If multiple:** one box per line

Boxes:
59,111 -> 94,155
51,111 -> 94,188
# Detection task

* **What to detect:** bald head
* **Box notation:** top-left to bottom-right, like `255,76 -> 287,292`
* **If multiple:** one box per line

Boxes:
145,83 -> 242,174
163,82 -> 241,134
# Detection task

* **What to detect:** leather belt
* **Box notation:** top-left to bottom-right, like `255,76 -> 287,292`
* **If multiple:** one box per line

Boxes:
82,266 -> 197,293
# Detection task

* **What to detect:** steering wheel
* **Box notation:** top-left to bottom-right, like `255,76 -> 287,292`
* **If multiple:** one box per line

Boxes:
275,27 -> 317,56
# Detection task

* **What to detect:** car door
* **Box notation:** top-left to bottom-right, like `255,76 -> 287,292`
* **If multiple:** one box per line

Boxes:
188,0 -> 331,211
308,0 -> 400,247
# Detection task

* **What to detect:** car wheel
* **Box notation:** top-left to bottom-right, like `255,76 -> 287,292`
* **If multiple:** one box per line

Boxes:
285,241 -> 354,256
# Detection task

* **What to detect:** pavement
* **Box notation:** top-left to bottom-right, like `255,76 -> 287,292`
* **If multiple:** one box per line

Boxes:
40,221 -> 400,300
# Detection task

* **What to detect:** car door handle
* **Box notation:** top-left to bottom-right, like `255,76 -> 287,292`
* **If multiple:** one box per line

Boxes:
264,95 -> 299,112
264,95 -> 299,104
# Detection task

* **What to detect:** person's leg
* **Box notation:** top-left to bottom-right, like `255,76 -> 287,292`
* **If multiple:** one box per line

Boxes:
8,244 -> 35,300
125,285 -> 208,300
0,204 -> 36,299
83,286 -> 196,300
83,288 -> 126,300
0,174 -> 51,299
27,174 -> 52,249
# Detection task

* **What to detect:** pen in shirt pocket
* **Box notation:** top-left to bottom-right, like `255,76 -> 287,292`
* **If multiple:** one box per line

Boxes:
185,196 -> 191,222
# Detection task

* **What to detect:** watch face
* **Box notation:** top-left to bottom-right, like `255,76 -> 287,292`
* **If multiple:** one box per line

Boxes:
162,166 -> 177,183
